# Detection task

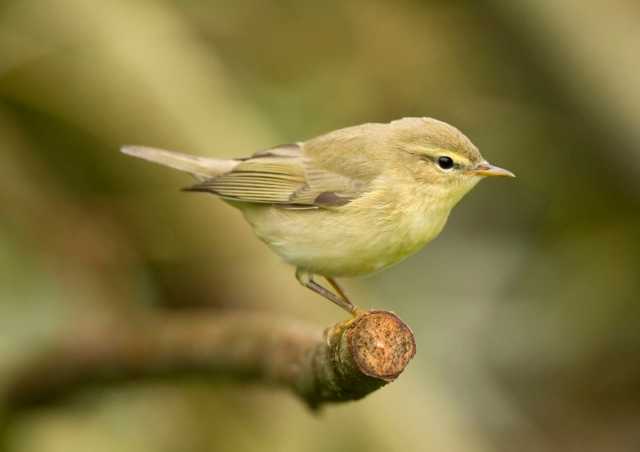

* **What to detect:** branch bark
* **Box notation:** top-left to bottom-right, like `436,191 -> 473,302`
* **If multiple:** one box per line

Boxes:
3,309 -> 415,413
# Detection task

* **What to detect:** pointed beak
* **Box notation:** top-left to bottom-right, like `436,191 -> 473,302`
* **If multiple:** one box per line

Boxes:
469,161 -> 516,178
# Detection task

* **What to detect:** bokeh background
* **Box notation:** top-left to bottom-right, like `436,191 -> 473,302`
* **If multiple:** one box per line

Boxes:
1,0 -> 639,451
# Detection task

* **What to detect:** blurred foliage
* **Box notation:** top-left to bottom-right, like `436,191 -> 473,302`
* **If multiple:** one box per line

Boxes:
1,0 -> 639,451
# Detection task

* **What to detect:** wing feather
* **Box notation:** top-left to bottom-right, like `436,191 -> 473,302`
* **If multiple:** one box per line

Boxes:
184,143 -> 366,207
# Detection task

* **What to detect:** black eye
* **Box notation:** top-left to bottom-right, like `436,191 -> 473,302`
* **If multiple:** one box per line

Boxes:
437,156 -> 454,170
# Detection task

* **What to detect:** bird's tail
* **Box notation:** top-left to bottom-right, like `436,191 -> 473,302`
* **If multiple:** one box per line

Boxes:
121,145 -> 238,179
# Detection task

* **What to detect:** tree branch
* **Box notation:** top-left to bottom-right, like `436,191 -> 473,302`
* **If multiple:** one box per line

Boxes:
3,309 -> 416,413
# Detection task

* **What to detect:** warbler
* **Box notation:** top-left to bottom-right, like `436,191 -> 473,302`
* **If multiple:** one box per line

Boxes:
122,117 -> 514,315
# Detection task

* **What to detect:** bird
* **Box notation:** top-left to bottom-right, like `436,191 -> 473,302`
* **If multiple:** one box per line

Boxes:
122,117 -> 514,316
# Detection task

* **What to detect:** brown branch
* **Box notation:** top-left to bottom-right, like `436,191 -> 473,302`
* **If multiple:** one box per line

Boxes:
3,309 -> 416,413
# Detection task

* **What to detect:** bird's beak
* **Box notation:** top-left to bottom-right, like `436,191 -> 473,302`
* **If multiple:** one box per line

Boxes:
469,161 -> 516,178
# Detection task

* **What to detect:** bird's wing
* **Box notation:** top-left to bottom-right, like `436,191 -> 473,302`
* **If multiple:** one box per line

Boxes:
183,144 -> 365,208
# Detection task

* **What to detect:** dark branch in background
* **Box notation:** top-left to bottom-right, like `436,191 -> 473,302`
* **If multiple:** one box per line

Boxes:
3,310 -> 415,413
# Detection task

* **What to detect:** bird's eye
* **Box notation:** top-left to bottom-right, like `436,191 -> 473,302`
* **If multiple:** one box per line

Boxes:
437,156 -> 454,170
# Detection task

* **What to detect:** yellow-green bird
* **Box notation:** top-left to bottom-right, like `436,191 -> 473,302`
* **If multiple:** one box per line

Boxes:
122,117 -> 514,315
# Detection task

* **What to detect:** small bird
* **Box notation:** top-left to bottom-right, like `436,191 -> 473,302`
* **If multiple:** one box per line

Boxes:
122,117 -> 514,315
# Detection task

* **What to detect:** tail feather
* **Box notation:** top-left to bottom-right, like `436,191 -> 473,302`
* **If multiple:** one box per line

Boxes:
121,145 -> 237,179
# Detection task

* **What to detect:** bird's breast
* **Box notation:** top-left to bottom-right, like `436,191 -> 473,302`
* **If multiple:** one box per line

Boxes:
364,196 -> 451,272
238,180 -> 456,277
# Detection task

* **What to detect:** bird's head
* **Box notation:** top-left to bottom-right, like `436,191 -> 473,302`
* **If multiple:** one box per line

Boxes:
389,117 -> 514,203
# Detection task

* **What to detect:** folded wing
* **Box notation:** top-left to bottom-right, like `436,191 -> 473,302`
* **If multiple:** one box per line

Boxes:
184,144 -> 364,208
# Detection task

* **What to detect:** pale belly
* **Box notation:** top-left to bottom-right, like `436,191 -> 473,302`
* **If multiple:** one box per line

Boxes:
238,202 -> 450,277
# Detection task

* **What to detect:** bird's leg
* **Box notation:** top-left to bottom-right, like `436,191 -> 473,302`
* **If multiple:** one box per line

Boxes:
324,276 -> 352,306
296,268 -> 358,316
325,276 -> 365,317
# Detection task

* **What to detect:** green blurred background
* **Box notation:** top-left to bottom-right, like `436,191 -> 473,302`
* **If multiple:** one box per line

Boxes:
1,0 -> 639,451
